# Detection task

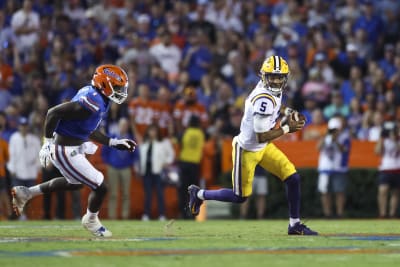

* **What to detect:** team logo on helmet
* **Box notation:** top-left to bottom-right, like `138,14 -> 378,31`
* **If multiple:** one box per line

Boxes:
103,68 -> 122,82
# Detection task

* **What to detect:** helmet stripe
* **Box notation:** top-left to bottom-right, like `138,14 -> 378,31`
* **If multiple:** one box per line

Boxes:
274,56 -> 280,71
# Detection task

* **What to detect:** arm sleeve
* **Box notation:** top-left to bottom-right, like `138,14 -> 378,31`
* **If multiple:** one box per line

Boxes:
253,97 -> 275,116
252,97 -> 276,133
77,94 -> 100,113
253,113 -> 273,133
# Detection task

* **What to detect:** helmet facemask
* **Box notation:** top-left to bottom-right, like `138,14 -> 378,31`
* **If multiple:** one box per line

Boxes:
107,78 -> 128,104
261,72 -> 288,96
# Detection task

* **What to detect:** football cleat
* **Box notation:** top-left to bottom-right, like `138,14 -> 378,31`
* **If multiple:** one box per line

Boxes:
188,185 -> 203,216
11,186 -> 32,216
288,222 -> 318,235
81,214 -> 112,237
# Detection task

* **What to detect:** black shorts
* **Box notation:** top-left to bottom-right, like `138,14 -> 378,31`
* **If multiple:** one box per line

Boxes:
378,172 -> 400,188
0,178 -> 6,192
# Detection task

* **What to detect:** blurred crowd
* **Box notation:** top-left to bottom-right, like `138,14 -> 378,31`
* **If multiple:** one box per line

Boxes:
0,0 -> 399,143
1,0 -> 400,219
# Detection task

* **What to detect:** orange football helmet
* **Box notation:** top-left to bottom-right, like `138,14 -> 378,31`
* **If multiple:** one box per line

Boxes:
92,64 -> 128,104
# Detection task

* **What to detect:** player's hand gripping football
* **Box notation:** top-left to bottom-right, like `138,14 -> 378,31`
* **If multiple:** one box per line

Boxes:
109,138 -> 137,152
288,111 -> 306,132
280,111 -> 306,133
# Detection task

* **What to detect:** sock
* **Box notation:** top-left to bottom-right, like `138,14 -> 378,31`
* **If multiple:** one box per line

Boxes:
284,173 -> 301,219
203,188 -> 247,203
29,185 -> 43,197
197,189 -> 205,200
289,218 -> 300,227
86,208 -> 99,221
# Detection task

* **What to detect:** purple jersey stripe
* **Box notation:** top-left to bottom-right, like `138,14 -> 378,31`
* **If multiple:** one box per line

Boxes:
54,145 -> 97,189
86,96 -> 100,109
61,146 -> 99,189
80,99 -> 97,112
54,144 -> 91,188
233,141 -> 238,195
238,144 -> 242,196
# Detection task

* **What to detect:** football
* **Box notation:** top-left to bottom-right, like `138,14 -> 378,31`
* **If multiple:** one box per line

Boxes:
291,111 -> 306,123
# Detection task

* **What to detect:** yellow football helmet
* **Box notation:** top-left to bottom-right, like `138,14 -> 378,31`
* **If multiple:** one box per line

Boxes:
260,56 -> 289,96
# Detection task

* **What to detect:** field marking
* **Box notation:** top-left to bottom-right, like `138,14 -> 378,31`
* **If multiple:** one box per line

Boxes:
324,233 -> 400,237
1,247 -> 400,257
0,225 -> 81,229
324,234 -> 400,241
1,233 -> 399,243
0,237 -> 178,243
71,248 -> 400,256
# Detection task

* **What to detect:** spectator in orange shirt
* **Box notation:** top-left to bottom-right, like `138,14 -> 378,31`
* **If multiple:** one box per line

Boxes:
173,85 -> 208,134
302,109 -> 327,141
128,83 -> 156,143
0,112 -> 11,220
0,55 -> 13,90
153,85 -> 174,138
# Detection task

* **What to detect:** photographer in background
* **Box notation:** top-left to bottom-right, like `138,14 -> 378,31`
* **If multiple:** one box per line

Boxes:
375,121 -> 400,219
317,116 -> 351,218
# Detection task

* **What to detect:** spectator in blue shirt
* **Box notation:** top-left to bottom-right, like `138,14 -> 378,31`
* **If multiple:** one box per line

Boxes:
333,43 -> 367,79
352,0 -> 384,44
181,31 -> 212,86
378,44 -> 397,79
101,117 -> 138,220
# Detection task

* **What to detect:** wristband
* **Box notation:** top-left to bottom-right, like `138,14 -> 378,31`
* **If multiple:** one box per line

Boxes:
109,138 -> 117,146
281,125 -> 290,134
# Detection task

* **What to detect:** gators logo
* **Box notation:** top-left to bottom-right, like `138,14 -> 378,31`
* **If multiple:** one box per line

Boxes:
103,68 -> 122,82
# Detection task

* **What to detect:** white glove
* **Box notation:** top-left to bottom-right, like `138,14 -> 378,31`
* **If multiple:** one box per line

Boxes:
109,138 -> 136,152
39,138 -> 54,168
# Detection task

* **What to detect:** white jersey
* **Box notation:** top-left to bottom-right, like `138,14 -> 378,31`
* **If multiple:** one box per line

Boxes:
318,130 -> 351,173
236,81 -> 282,151
378,138 -> 400,171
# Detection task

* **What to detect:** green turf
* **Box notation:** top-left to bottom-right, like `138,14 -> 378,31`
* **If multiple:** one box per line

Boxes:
0,219 -> 399,267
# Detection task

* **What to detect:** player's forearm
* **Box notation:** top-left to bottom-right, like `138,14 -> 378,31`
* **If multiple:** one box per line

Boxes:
256,128 -> 286,143
89,129 -> 110,146
280,105 -> 293,115
44,102 -> 92,138
44,107 -> 61,138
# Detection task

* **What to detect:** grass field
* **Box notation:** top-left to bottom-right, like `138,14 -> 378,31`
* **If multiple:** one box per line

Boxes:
0,219 -> 399,267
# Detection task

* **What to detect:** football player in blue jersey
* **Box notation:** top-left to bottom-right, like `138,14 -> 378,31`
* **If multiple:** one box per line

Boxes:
188,56 -> 318,235
11,64 -> 136,237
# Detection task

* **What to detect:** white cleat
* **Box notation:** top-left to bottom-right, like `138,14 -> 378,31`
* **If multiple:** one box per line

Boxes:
81,214 -> 112,237
11,186 -> 32,216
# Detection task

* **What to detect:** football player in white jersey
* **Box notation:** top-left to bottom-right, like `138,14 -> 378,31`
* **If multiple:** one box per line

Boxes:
188,56 -> 318,235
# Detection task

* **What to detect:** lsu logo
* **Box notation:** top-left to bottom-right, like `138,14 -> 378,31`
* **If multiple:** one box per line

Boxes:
103,68 -> 122,82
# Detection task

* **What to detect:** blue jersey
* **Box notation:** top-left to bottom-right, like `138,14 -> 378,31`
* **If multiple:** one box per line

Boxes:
55,86 -> 110,140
